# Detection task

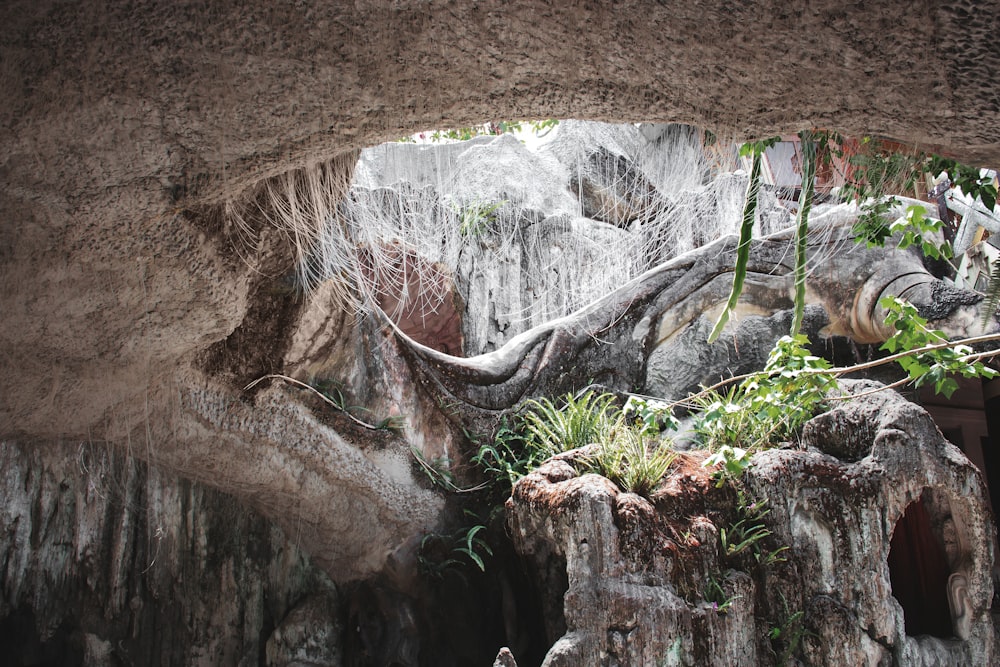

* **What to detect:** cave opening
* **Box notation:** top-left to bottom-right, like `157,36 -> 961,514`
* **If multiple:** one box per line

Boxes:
343,530 -> 556,667
887,492 -> 955,639
0,606 -> 84,667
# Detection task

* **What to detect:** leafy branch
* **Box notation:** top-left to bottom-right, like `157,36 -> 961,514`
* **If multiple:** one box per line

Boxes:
879,296 -> 998,397
692,334 -> 837,453
675,329 -> 1000,414
844,139 -> 997,248
889,205 -> 952,260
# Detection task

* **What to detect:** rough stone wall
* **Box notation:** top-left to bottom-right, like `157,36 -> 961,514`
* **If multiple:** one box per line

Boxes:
508,384 -> 996,666
3,3 -> 1000,663
4,0 -> 1000,442
0,439 -> 340,666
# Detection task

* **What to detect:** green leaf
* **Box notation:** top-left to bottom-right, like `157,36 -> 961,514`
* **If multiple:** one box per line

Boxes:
981,188 -> 996,212
936,376 -> 959,399
709,144 -> 767,342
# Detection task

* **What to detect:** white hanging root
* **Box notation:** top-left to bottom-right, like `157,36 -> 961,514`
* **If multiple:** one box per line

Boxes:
225,124 -> 804,333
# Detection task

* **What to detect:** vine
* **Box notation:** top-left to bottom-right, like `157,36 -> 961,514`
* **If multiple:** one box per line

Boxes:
708,137 -> 779,342
711,131 -> 998,344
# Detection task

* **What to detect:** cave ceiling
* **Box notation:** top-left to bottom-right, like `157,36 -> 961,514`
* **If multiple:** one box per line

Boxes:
2,0 -> 999,448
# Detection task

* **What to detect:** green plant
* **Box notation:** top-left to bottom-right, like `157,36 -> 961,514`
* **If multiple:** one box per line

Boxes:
311,377 -> 347,407
455,524 -> 493,571
843,139 -> 996,251
709,137 -> 780,342
473,392 -> 616,495
719,491 -> 787,566
719,517 -> 768,560
584,424 -> 677,496
746,334 -> 838,428
841,140 -> 924,247
456,199 -> 506,237
373,415 -> 406,431
472,418 -> 534,491
889,205 -> 953,260
924,154 -> 998,212
417,523 -> 494,577
702,444 -> 752,488
704,573 -> 738,615
623,395 -> 680,437
524,391 -> 679,496
693,388 -> 767,457
476,391 -> 680,498
521,392 -> 618,458
694,334 -> 837,454
880,296 -> 998,397
527,118 -> 560,136
769,593 -> 808,666
849,197 -> 897,248
682,325 -> 999,469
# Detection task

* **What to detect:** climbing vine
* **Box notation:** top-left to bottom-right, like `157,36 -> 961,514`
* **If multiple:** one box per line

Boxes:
791,130 -> 817,336
708,136 -> 779,343
711,131 -> 999,343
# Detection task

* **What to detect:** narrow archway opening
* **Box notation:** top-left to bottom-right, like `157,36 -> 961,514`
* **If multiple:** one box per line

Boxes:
887,493 -> 955,638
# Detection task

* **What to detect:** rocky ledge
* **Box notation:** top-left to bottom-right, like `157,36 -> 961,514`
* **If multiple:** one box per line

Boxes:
507,382 -> 997,666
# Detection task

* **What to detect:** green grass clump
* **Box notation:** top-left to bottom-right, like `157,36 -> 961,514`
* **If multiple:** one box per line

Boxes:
585,423 -> 677,497
476,391 -> 679,498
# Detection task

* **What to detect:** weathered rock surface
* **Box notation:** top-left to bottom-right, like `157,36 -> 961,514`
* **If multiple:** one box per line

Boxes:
154,370 -> 445,580
5,0 -> 1000,442
266,595 -> 343,667
0,439 -> 339,666
400,213 -> 997,431
493,646 -> 519,667
508,384 -> 996,666
5,3 -> 1000,660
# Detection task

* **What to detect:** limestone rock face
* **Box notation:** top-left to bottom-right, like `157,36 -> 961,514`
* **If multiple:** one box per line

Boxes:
266,595 -> 344,667
3,3 -> 1000,663
507,384 -> 996,666
8,0 -> 1000,437
0,440 -> 339,666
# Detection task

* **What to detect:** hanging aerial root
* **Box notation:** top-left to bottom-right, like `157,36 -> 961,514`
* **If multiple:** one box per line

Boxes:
225,152 -> 360,307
